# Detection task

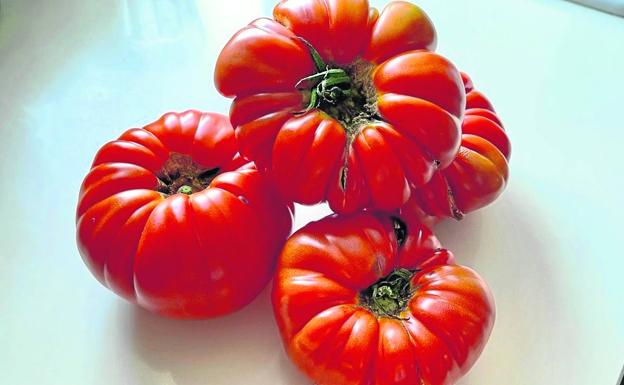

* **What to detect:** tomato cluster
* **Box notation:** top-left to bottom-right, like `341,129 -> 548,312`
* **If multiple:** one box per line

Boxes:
77,0 -> 510,384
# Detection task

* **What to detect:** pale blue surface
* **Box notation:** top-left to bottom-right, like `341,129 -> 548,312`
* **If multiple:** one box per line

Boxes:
1,1 -> 623,385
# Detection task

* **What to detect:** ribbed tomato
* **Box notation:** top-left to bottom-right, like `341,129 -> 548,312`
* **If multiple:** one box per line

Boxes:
404,72 -> 511,223
273,211 -> 495,385
215,0 -> 465,213
76,111 -> 293,319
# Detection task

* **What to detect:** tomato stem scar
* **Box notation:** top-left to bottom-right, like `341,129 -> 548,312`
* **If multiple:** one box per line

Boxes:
155,153 -> 220,197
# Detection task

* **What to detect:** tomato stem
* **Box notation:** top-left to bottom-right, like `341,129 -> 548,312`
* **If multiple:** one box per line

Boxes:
294,38 -> 353,114
155,153 -> 220,197
297,37 -> 327,73
294,39 -> 381,195
177,185 -> 193,195
293,43 -> 379,136
359,268 -> 417,320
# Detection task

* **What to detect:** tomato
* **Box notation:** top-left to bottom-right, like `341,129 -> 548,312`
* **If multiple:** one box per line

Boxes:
215,0 -> 465,213
76,111 -> 293,319
273,211 -> 495,385
404,72 -> 511,223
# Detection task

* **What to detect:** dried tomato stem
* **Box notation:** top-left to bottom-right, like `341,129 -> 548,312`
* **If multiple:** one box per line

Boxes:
156,153 -> 220,197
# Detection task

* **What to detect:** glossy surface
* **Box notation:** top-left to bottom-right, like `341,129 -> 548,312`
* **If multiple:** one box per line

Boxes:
215,0 -> 465,213
2,0 -> 624,384
405,72 -> 510,223
273,212 -> 494,385
77,111 -> 293,318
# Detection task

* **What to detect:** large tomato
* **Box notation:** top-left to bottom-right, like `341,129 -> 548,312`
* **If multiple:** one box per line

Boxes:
273,212 -> 495,385
76,111 -> 293,319
215,0 -> 465,213
404,72 -> 511,223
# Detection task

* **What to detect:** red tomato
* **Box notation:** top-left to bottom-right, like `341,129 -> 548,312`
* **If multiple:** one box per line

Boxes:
404,72 -> 511,222
215,0 -> 465,213
76,111 -> 293,319
273,212 -> 495,385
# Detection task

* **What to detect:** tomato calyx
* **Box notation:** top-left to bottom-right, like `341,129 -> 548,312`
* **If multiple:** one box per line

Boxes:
294,38 -> 380,135
359,268 -> 417,320
294,38 -> 352,113
359,218 -> 415,319
156,153 -> 220,196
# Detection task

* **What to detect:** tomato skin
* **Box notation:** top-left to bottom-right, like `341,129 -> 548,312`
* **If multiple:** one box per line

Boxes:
215,0 -> 464,213
273,212 -> 495,385
76,111 -> 293,319
405,72 -> 511,222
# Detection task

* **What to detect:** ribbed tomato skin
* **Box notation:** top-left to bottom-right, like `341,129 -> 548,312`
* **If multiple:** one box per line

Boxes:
76,111 -> 293,319
215,0 -> 465,213
273,211 -> 495,385
405,72 -> 511,222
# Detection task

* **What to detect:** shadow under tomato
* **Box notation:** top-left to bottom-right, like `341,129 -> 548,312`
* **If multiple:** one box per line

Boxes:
443,184 -> 582,385
434,208 -> 486,267
127,284 -> 310,385
123,184 -> 577,385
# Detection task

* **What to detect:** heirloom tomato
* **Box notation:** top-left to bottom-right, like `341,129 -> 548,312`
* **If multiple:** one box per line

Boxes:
273,212 -> 495,385
76,111 -> 293,319
215,0 -> 465,213
404,72 -> 510,223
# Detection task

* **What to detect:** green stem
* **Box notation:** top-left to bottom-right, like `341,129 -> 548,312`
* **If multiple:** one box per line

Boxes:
297,37 -> 326,72
360,268 -> 417,320
294,38 -> 353,113
177,185 -> 193,195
